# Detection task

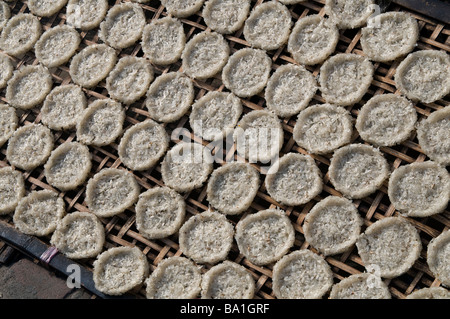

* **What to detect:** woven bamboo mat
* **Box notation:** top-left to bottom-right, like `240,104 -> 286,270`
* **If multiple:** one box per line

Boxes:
0,0 -> 449,299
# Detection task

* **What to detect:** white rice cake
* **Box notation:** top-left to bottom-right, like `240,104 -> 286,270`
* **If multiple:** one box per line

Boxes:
6,65 -> 53,110
161,0 -> 205,18
287,14 -> 339,66
0,13 -> 41,57
265,153 -> 322,206
293,104 -> 353,155
328,143 -> 389,199
235,208 -> 295,266
329,273 -> 391,299
93,246 -> 149,296
28,0 -> 68,17
50,211 -> 105,259
319,53 -> 374,106
356,94 -> 417,147
135,186 -> 186,239
272,250 -> 333,299
0,1 -> 10,32
388,161 -> 450,217
13,190 -> 65,237
179,210 -> 234,264
407,287 -> 450,299
265,64 -> 317,118
0,167 -> 25,215
202,0 -> 250,34
206,162 -> 260,215
6,124 -> 54,171
66,0 -> 108,31
85,168 -> 140,218
0,104 -> 18,147
0,52 -> 13,89
356,217 -> 422,279
44,141 -> 92,191
303,196 -> 363,256
182,31 -> 229,80
324,0 -> 374,29
427,230 -> 450,287
145,256 -> 202,299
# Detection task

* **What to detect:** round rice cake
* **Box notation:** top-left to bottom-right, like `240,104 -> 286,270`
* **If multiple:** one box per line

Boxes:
324,0 -> 374,29
181,31 -> 229,80
189,91 -> 242,141
99,3 -> 146,50
6,124 -> 54,171
85,168 -> 140,218
69,43 -> 117,89
28,0 -> 68,17
407,287 -> 450,299
361,12 -> 419,62
93,246 -> 149,296
272,249 -> 333,299
50,211 -> 105,259
118,120 -> 169,171
76,98 -> 125,146
0,13 -> 41,57
0,167 -> 25,215
145,256 -> 202,299
265,153 -> 322,206
201,261 -> 255,299
417,106 -> 450,165
202,0 -> 250,34
6,65 -> 53,110
235,208 -> 295,266
135,186 -> 186,240
329,273 -> 391,299
243,1 -> 292,51
0,53 -> 14,89
141,17 -> 185,66
222,48 -> 272,98
0,104 -> 18,147
395,50 -> 450,104
427,230 -> 450,287
356,217 -> 422,279
319,53 -> 374,106
206,162 -> 260,215
161,0 -> 205,18
293,104 -> 353,155
303,196 -> 363,256
106,56 -> 154,105
41,84 -> 87,131
66,0 -> 108,31
145,72 -> 194,123
35,25 -> 81,68
44,141 -> 92,191
13,190 -> 65,237
287,14 -> 339,66
328,143 -> 389,199
265,64 -> 317,118
387,161 -> 450,218
179,210 -> 234,264
356,94 -> 417,147
0,1 -> 10,33
233,110 -> 283,163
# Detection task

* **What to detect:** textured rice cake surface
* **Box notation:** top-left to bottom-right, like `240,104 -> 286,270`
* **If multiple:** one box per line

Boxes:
161,0 -> 205,18
135,186 -> 186,239
6,65 -> 53,110
303,196 -> 362,256
179,210 -> 234,264
235,209 -> 295,266
206,162 -> 260,215
145,256 -> 202,299
293,104 -> 353,155
324,0 -> 374,29
0,53 -> 13,89
265,64 -> 317,118
272,250 -> 333,299
201,261 -> 255,299
50,211 -> 105,259
93,246 -> 149,296
0,167 -> 25,215
0,13 -> 41,57
427,230 -> 450,287
6,124 -> 54,171
406,287 -> 450,299
388,161 -> 450,217
395,50 -> 450,104
27,0 -> 68,17
265,153 -> 322,206
66,0 -> 109,30
329,273 -> 391,299
328,144 -> 389,199
356,217 -> 422,279
361,12 -> 419,62
202,0 -> 250,34
43,141 -> 92,191
243,1 -> 292,51
356,94 -> 417,147
0,1 -> 10,32
0,103 -> 18,147
85,168 -> 140,218
13,190 -> 65,237
287,14 -> 339,66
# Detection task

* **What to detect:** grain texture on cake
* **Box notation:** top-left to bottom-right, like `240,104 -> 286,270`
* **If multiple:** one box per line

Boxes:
427,230 -> 450,287
0,104 -> 17,147
0,13 -> 41,57
161,0 -> 205,18
407,287 -> 450,299
202,0 -> 250,34
66,0 -> 108,30
0,167 -> 25,215
0,1 -> 10,32
27,0 -> 68,17
324,0 -> 374,29
329,273 -> 391,299
0,53 -> 13,89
